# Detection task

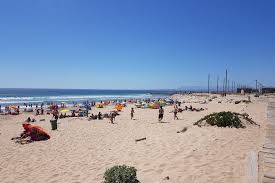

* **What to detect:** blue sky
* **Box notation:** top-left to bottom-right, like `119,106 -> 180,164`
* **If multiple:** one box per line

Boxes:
0,0 -> 274,89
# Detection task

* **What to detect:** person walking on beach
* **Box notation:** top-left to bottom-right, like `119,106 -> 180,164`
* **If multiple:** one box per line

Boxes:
158,106 -> 164,122
109,112 -> 115,124
174,105 -> 179,120
131,108 -> 135,120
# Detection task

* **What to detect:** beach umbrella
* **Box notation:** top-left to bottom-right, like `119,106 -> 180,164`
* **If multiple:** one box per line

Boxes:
115,104 -> 123,111
60,109 -> 69,113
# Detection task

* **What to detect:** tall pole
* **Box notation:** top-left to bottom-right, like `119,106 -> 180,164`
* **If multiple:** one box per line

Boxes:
223,78 -> 225,94
217,76 -> 219,94
255,80 -> 258,93
208,74 -> 210,94
225,70 -> 228,96
227,80 -> 230,93
258,82 -> 263,95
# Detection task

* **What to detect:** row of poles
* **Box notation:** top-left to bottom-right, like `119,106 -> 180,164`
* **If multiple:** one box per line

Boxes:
207,70 -> 262,95
256,80 -> 264,95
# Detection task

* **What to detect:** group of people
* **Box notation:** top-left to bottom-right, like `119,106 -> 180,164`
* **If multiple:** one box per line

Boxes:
157,105 -> 178,122
23,103 -> 45,110
0,106 -> 20,115
122,105 -> 177,122
35,108 -> 44,115
89,111 -> 118,124
158,104 -> 204,122
12,99 -> 208,146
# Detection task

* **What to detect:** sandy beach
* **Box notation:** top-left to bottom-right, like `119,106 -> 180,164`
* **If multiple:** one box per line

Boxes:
0,94 -> 270,183
1,0 -> 274,182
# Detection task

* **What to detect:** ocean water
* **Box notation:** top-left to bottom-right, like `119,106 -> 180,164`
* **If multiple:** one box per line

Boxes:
0,88 -> 174,106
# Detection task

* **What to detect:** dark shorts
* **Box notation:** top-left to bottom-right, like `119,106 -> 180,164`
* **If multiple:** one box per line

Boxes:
30,134 -> 49,141
159,114 -> 164,119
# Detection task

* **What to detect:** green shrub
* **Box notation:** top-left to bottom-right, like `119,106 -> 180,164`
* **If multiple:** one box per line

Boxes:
194,111 -> 245,128
103,165 -> 140,183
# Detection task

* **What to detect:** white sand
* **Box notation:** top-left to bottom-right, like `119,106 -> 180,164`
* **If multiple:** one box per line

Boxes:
0,94 -> 269,183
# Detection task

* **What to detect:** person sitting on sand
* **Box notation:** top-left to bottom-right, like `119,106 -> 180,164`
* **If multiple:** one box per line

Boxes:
98,112 -> 103,120
174,105 -> 179,120
36,109 -> 40,115
12,123 -> 50,144
26,117 -> 31,122
23,123 -> 50,141
89,114 -> 96,120
197,108 -> 204,112
159,106 -> 164,122
131,108 -> 135,120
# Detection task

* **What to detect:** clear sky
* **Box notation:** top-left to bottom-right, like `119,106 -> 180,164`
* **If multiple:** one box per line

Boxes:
0,0 -> 274,89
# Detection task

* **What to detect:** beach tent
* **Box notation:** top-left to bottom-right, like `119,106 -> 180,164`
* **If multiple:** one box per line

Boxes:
96,103 -> 104,108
